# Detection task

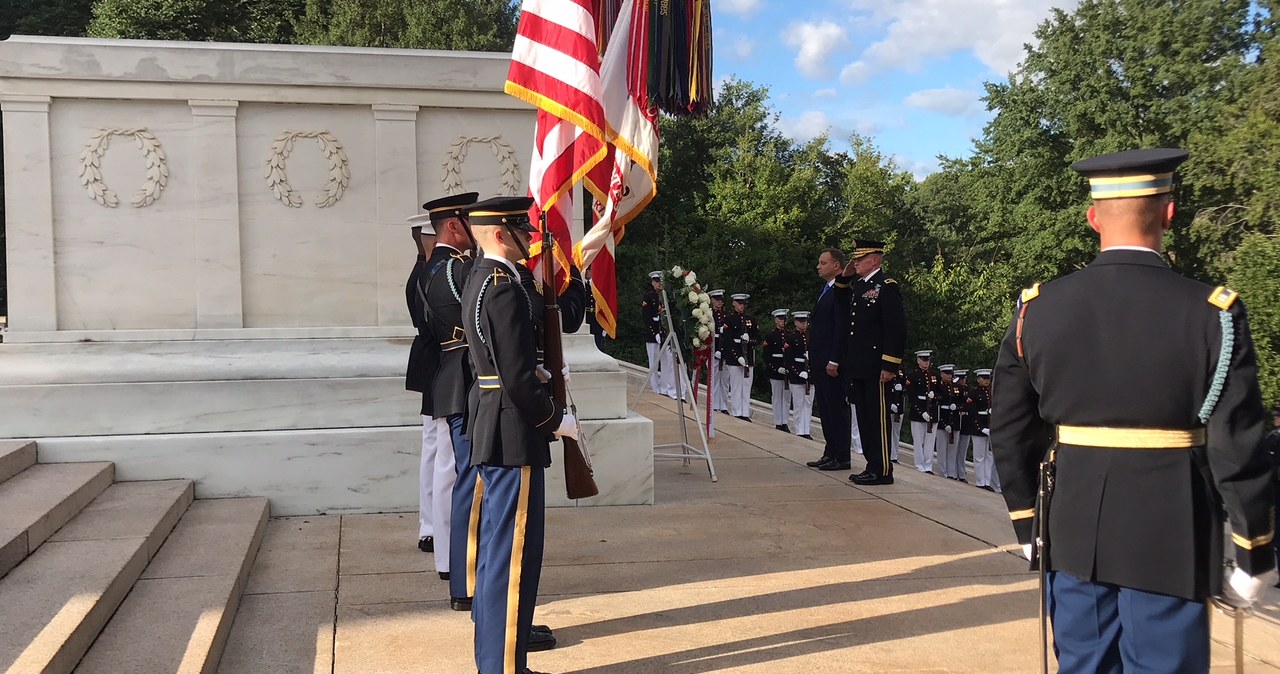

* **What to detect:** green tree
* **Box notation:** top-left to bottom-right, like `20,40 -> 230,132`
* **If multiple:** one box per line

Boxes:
88,0 -> 257,41
1228,233 -> 1280,406
1,0 -> 96,38
294,0 -> 518,51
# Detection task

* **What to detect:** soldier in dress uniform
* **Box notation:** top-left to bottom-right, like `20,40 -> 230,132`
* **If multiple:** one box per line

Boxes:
935,364 -> 958,478
839,240 -> 907,486
763,309 -> 792,432
724,294 -> 761,420
460,196 -> 580,674
1267,404 -> 1280,581
405,211 -> 449,556
642,271 -> 675,397
709,290 -> 731,413
414,192 -> 478,584
786,311 -> 814,440
950,369 -> 972,483
887,368 -> 906,464
905,350 -> 940,475
967,369 -> 996,492
992,148 -> 1277,672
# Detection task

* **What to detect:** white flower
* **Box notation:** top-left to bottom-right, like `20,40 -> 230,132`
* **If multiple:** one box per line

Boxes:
688,290 -> 699,303
693,337 -> 702,348
685,271 -> 697,285
699,293 -> 710,303
700,301 -> 710,311
698,325 -> 711,339
671,265 -> 683,276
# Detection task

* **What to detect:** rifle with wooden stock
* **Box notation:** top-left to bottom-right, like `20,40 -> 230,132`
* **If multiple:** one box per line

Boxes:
538,214 -> 599,500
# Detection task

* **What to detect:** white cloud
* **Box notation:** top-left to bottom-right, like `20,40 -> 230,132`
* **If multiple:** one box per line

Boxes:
781,20 -> 849,79
719,0 -> 764,17
839,0 -> 1080,81
733,35 -> 757,59
903,87 -> 981,116
813,88 -> 838,99
777,110 -> 845,143
893,154 -> 941,181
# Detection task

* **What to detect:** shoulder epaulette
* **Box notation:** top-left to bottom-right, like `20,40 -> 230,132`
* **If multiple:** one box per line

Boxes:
533,280 -> 544,295
492,268 -> 512,284
1208,286 -> 1238,310
884,278 -> 897,285
1019,283 -> 1041,304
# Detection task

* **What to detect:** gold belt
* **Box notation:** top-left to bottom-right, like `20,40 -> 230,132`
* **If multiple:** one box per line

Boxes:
1057,425 -> 1205,449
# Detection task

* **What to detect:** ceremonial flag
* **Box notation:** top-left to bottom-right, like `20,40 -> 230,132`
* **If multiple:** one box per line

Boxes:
505,0 -> 609,288
576,0 -> 659,337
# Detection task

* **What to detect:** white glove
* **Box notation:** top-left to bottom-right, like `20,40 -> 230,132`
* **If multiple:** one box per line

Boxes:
890,404 -> 899,414
949,403 -> 957,411
740,333 -> 750,342
799,371 -> 808,380
535,365 -> 551,383
982,428 -> 990,436
561,364 -> 571,384
927,391 -> 936,399
943,425 -> 952,433
777,367 -> 787,375
894,383 -> 903,391
1021,544 -> 1033,561
1223,566 -> 1280,608
554,413 -> 579,441
654,334 -> 663,344
652,315 -> 659,322
737,357 -> 747,366
714,351 -> 721,359
922,412 -> 931,422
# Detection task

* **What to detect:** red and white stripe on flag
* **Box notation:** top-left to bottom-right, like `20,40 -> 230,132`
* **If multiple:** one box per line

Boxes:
506,0 -> 610,286
576,0 -> 659,338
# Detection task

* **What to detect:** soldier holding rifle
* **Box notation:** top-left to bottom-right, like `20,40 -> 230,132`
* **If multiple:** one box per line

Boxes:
992,149 -> 1277,673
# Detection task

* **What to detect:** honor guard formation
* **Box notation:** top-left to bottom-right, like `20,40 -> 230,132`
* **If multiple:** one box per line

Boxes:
404,193 -> 586,674
405,148 -> 1280,673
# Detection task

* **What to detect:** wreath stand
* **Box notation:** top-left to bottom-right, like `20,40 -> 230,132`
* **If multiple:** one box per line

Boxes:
633,287 -> 717,482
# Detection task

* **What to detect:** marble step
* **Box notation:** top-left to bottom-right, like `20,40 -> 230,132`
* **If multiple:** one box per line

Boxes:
0,439 -> 38,484
0,461 -> 114,578
75,497 -> 269,674
0,479 -> 193,674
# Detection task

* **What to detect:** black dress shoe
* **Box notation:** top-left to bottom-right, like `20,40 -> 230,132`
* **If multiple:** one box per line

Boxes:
418,536 -> 434,553
527,628 -> 557,651
890,458 -> 899,464
781,425 -> 791,433
450,597 -> 472,611
532,624 -> 552,634
775,424 -> 787,431
818,461 -> 851,471
924,470 -> 934,475
852,473 -> 894,485
799,434 -> 814,440
439,571 -> 450,581
806,456 -> 833,467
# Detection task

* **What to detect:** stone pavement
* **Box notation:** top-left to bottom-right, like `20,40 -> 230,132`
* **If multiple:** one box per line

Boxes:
218,393 -> 1280,673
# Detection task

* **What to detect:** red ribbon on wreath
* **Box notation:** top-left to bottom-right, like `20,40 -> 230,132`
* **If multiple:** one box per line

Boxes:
691,344 -> 713,437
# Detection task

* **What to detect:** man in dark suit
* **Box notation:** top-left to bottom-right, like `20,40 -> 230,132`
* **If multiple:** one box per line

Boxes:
992,149 -> 1277,672
806,248 -> 853,470
840,240 -> 907,485
461,196 -> 579,674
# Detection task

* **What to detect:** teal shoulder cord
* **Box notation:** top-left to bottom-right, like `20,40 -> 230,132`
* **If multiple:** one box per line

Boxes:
446,258 -> 462,302
474,274 -> 494,347
1197,310 -> 1234,425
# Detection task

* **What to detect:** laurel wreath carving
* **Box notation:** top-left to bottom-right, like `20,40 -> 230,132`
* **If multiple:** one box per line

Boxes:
78,129 -> 170,208
441,136 -> 521,196
264,131 -> 351,208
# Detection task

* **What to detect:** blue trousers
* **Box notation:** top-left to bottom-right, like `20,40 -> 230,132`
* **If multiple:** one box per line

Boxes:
1047,570 -> 1208,674
447,414 -> 477,600
474,465 -> 545,674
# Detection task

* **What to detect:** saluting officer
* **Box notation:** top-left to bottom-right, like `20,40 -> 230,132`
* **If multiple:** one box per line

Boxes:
786,311 -> 814,440
764,309 -> 792,432
935,364 -> 959,478
405,210 -> 449,557
709,290 -> 730,413
415,192 -> 478,586
839,239 -> 907,486
724,294 -> 761,420
642,271 -> 675,398
461,196 -> 579,674
905,350 -> 940,475
992,149 -> 1277,672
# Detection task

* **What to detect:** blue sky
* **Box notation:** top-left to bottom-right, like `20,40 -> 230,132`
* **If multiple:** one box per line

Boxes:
712,0 -> 1079,179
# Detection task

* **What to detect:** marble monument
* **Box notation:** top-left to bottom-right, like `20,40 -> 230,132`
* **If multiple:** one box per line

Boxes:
0,36 -> 653,514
